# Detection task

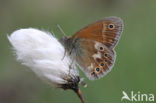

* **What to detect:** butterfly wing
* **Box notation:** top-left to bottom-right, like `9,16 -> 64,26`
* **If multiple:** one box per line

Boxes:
65,17 -> 123,80
72,17 -> 123,49
74,39 -> 116,80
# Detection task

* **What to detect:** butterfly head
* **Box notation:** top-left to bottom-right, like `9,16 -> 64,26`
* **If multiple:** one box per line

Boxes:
61,36 -> 68,43
61,36 -> 72,50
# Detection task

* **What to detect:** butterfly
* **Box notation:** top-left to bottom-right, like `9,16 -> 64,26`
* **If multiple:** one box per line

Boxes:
61,17 -> 124,80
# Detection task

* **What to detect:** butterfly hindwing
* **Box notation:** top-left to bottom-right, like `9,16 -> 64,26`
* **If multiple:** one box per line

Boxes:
73,39 -> 115,80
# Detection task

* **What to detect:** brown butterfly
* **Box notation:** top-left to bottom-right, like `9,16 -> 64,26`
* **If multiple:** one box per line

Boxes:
61,17 -> 123,80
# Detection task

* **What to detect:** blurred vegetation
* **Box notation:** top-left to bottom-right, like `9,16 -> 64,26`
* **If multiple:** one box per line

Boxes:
0,0 -> 156,103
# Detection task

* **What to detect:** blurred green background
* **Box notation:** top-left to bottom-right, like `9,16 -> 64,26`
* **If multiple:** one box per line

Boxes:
0,0 -> 156,103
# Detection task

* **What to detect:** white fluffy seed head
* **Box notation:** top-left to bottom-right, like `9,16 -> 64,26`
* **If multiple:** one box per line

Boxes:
8,28 -> 79,87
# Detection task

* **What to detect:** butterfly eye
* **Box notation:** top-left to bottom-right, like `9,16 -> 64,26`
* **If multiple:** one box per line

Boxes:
108,24 -> 115,29
96,67 -> 100,72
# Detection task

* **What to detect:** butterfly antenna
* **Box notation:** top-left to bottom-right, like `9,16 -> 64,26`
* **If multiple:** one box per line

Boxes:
56,24 -> 66,36
51,30 -> 55,35
61,48 -> 66,60
57,24 -> 67,60
74,88 -> 85,103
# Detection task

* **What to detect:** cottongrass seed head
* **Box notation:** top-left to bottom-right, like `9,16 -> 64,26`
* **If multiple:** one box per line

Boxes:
8,28 -> 85,103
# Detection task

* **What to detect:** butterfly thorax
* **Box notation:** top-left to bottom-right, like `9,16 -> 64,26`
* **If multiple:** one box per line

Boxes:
61,36 -> 81,55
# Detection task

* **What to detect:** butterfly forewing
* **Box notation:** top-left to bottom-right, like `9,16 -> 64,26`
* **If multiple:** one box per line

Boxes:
72,17 -> 123,49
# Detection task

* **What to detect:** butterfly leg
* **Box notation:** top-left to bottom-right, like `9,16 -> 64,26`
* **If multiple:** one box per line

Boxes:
62,48 -> 67,60
68,57 -> 75,75
68,46 -> 75,75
